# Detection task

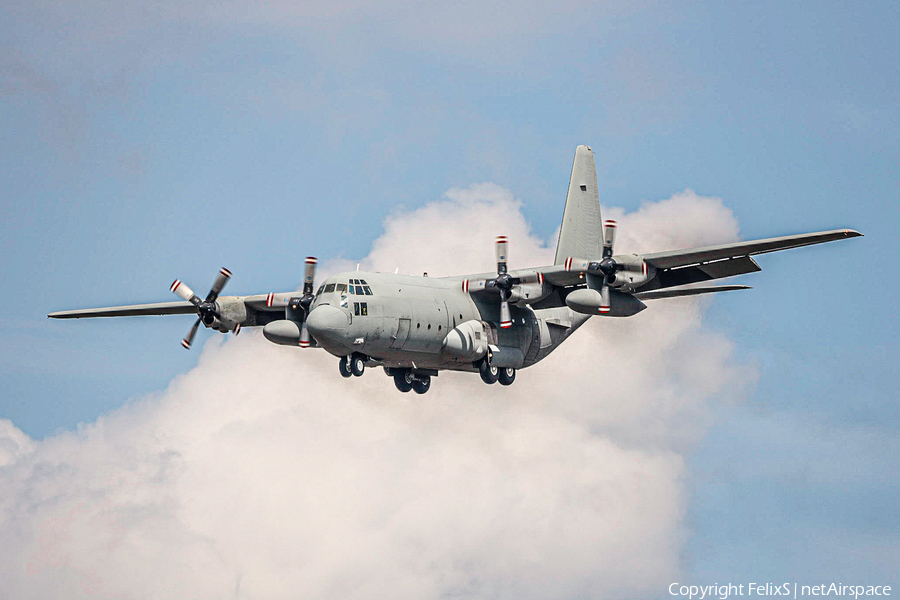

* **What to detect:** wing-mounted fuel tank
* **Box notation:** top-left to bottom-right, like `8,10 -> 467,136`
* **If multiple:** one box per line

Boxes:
441,319 -> 491,361
564,288 -> 646,317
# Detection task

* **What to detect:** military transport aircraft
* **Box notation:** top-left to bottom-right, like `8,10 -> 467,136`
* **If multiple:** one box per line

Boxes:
49,146 -> 861,394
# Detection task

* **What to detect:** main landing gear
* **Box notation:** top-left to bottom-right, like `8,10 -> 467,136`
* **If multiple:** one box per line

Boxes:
479,359 -> 516,386
391,369 -> 431,394
339,353 -> 367,378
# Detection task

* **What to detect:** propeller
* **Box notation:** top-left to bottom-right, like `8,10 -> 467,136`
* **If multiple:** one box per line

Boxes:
170,267 -> 237,349
494,236 -> 513,328
298,257 -> 318,347
594,220 -> 618,313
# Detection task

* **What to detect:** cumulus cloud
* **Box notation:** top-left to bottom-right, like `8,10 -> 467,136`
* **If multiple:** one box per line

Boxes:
0,186 -> 755,599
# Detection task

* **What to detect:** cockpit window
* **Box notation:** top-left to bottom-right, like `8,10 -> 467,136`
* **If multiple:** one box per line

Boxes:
335,283 -> 347,293
363,286 -> 372,295
317,284 -> 325,295
323,283 -> 335,293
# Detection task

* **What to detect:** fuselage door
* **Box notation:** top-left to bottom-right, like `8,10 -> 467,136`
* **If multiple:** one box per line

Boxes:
391,318 -> 411,349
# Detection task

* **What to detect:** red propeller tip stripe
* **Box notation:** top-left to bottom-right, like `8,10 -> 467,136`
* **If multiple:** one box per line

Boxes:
604,220 -> 617,227
599,306 -> 610,313
299,341 -> 310,348
181,339 -> 191,349
170,280 -> 181,293
220,268 -> 232,277
266,293 -> 274,307
500,321 -> 512,328
306,257 -> 318,264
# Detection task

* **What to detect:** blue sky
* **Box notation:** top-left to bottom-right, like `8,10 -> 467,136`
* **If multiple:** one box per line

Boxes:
2,0 -> 898,596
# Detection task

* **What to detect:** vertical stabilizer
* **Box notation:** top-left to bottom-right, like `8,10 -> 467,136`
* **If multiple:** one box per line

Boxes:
554,145 -> 603,264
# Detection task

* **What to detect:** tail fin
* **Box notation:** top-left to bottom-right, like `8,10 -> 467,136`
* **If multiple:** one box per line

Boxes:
554,145 -> 603,265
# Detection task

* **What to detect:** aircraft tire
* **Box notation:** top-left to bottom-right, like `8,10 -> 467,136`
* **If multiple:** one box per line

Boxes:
339,356 -> 352,378
350,354 -> 365,377
412,376 -> 431,395
479,362 -> 499,385
394,370 -> 413,393
498,367 -> 516,386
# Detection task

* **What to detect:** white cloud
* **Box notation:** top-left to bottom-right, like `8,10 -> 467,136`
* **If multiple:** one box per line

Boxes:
0,186 -> 755,599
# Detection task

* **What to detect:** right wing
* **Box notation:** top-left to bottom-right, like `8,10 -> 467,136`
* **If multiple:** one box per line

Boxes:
48,293 -> 297,319
49,301 -> 197,319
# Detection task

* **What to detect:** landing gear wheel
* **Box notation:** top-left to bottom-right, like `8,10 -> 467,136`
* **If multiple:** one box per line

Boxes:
350,354 -> 366,377
498,367 -> 516,386
479,361 -> 499,384
412,375 -> 431,395
338,356 -> 352,378
394,370 -> 413,393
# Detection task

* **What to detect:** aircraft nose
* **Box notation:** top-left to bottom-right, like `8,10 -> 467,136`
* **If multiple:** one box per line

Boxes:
305,305 -> 350,344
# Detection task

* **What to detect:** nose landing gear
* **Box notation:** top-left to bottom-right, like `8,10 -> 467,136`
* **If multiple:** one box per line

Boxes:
339,353 -> 367,378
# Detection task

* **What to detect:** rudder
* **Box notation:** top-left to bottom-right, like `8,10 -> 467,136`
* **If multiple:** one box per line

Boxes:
554,145 -> 603,264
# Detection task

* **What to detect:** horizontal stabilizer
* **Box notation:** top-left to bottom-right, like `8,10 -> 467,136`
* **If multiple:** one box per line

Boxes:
49,301 -> 196,319
634,285 -> 751,300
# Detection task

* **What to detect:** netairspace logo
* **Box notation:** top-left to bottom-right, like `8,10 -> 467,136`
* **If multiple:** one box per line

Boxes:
669,583 -> 892,600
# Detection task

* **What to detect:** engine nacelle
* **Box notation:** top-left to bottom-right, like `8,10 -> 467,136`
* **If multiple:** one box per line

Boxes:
508,280 -> 553,306
203,297 -> 248,333
565,288 -> 646,317
609,256 -> 654,291
442,319 -> 490,361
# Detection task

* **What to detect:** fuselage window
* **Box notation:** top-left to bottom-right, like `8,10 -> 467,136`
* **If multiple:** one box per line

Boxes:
324,283 -> 336,293
353,302 -> 368,316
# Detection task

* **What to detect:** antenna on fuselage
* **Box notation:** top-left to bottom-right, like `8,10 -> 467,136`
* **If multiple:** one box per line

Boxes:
394,267 -> 399,274
356,263 -> 360,271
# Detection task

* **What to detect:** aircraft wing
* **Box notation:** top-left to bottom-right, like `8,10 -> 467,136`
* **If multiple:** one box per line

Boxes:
633,285 -> 751,300
49,301 -> 197,319
49,294 -> 297,319
506,228 -> 862,294
641,229 -> 862,270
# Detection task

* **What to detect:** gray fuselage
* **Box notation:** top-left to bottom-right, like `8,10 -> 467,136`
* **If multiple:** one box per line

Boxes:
306,271 -> 588,372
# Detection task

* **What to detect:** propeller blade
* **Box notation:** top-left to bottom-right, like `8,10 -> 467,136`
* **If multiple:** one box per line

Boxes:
182,317 -> 201,349
299,322 -> 310,348
500,299 -> 512,328
602,220 -> 617,258
599,284 -> 611,314
206,267 -> 232,301
495,236 -> 508,274
170,280 -> 201,306
303,257 -> 318,296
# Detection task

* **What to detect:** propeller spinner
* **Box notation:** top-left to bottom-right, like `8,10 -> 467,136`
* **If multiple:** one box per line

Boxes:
170,267 -> 236,349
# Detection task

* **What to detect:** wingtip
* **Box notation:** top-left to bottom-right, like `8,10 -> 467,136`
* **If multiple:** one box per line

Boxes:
844,229 -> 863,237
